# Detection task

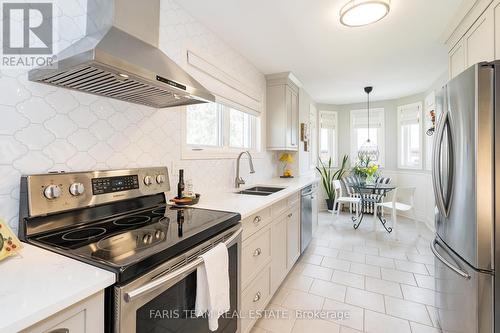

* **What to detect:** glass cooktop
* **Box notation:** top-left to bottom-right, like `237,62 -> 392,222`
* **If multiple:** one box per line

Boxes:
33,205 -> 240,271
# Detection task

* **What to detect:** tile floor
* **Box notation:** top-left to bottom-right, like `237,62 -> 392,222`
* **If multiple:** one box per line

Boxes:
251,211 -> 441,333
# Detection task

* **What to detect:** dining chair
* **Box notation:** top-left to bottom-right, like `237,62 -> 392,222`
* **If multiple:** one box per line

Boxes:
333,180 -> 361,217
375,186 -> 417,238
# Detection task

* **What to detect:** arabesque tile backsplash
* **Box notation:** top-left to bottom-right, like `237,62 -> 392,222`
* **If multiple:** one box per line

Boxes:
0,0 -> 275,234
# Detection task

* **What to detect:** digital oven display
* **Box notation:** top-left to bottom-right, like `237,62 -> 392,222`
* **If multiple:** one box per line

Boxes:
91,175 -> 139,195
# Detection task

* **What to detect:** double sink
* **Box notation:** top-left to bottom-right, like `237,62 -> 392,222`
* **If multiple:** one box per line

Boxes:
236,186 -> 285,196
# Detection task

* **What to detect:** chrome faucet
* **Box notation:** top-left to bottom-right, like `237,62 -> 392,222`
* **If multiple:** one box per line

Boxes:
235,151 -> 255,188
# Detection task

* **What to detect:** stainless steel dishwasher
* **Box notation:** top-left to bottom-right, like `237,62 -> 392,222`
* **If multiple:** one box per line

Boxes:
300,183 -> 318,253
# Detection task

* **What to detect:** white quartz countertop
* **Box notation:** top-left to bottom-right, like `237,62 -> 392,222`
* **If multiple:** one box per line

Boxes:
193,175 -> 320,218
0,242 -> 115,333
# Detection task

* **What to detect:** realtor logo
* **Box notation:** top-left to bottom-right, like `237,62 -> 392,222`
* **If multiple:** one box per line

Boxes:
1,1 -> 55,67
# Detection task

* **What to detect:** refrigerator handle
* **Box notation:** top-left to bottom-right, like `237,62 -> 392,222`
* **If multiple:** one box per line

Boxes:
432,102 -> 448,217
430,238 -> 471,280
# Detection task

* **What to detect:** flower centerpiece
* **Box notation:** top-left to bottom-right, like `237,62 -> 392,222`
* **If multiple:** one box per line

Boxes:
353,155 -> 379,184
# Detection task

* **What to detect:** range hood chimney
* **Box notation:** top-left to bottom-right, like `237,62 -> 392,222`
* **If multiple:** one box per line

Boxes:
28,0 -> 215,108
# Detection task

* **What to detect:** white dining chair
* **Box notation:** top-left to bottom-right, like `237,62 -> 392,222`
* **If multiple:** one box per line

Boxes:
375,186 -> 417,238
333,180 -> 361,217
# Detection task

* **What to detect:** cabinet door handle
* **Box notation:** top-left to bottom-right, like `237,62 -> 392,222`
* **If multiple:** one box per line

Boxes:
47,329 -> 69,333
253,248 -> 262,256
287,213 -> 293,218
253,216 -> 262,225
253,291 -> 262,302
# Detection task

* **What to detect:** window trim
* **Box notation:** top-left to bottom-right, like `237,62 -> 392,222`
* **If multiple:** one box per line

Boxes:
181,104 -> 263,160
397,102 -> 423,170
350,108 -> 385,167
318,110 -> 339,167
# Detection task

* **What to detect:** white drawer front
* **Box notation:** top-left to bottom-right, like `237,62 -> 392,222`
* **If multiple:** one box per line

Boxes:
242,228 -> 271,288
241,265 -> 271,333
242,207 -> 271,240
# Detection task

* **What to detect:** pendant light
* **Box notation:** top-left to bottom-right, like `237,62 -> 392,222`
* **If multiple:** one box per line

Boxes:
358,86 -> 380,162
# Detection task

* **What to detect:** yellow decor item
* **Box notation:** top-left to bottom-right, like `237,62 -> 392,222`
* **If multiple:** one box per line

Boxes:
0,219 -> 22,261
279,153 -> 294,178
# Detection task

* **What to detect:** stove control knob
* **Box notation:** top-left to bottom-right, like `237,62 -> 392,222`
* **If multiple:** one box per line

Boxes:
142,233 -> 153,244
155,229 -> 163,239
156,174 -> 166,184
143,176 -> 153,186
44,185 -> 61,200
69,182 -> 85,196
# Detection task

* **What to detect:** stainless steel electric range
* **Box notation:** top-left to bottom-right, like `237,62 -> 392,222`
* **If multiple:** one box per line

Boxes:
18,167 -> 242,333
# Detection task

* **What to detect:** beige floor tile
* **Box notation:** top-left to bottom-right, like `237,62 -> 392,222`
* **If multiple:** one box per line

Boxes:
311,238 -> 329,247
353,245 -> 379,255
311,245 -> 340,258
401,284 -> 436,306
339,326 -> 364,333
282,289 -> 325,310
338,250 -> 366,264
385,296 -> 432,325
322,298 -> 365,331
410,322 -> 442,333
269,285 -> 290,306
381,268 -> 417,285
365,277 -> 402,298
282,274 -> 314,292
425,264 -> 435,276
310,279 -> 347,302
291,318 -> 340,333
331,270 -> 365,289
321,257 -> 351,272
345,287 -> 385,312
426,305 -> 440,328
395,260 -> 429,275
255,306 -> 296,333
364,310 -> 411,333
378,248 -> 408,260
301,263 -> 334,281
301,253 -> 323,265
365,254 -> 395,269
349,262 -> 381,278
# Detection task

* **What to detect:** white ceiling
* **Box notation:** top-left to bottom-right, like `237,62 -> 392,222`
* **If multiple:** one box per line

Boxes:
177,0 -> 463,105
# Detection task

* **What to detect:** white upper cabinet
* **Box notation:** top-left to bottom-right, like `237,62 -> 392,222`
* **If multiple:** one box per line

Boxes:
266,73 -> 299,151
447,0 -> 495,79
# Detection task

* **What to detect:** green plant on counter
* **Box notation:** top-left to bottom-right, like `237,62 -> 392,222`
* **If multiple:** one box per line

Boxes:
316,154 -> 349,201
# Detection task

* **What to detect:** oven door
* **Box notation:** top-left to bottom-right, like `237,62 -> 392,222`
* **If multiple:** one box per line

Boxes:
115,225 -> 241,333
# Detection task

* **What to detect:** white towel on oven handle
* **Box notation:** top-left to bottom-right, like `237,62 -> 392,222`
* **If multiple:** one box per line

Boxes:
195,242 -> 230,331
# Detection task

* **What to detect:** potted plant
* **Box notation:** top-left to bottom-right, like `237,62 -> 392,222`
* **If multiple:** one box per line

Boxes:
353,155 -> 379,184
316,155 -> 349,211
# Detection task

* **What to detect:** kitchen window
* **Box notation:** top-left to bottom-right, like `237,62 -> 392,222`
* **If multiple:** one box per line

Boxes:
350,108 -> 385,166
319,111 -> 338,166
398,102 -> 422,169
183,102 -> 259,158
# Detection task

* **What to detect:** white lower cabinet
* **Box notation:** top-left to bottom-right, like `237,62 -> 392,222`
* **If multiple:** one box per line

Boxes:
240,191 -> 302,333
286,208 -> 300,270
270,215 -> 287,294
21,291 -> 104,333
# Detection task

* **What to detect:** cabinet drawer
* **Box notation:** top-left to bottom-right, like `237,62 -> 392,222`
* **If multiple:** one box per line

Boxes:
242,228 -> 271,288
242,208 -> 271,240
241,265 -> 271,333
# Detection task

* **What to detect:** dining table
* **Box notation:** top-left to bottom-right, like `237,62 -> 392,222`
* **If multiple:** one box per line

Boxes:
346,182 -> 396,233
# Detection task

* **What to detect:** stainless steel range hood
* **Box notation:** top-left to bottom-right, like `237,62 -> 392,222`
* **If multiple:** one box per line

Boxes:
28,0 -> 215,108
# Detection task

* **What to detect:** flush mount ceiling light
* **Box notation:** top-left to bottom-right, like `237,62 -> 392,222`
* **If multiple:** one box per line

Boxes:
340,0 -> 390,27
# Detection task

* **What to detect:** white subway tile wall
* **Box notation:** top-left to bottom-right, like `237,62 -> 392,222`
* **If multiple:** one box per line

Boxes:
0,0 -> 275,234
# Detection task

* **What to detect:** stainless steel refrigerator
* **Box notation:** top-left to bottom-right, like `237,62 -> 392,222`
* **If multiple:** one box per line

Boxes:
431,62 -> 497,333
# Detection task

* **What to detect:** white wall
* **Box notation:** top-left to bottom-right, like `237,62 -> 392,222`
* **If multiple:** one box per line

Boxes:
0,0 -> 276,235
317,91 -> 440,231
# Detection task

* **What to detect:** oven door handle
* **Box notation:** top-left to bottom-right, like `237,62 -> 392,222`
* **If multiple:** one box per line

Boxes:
123,227 -> 242,303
